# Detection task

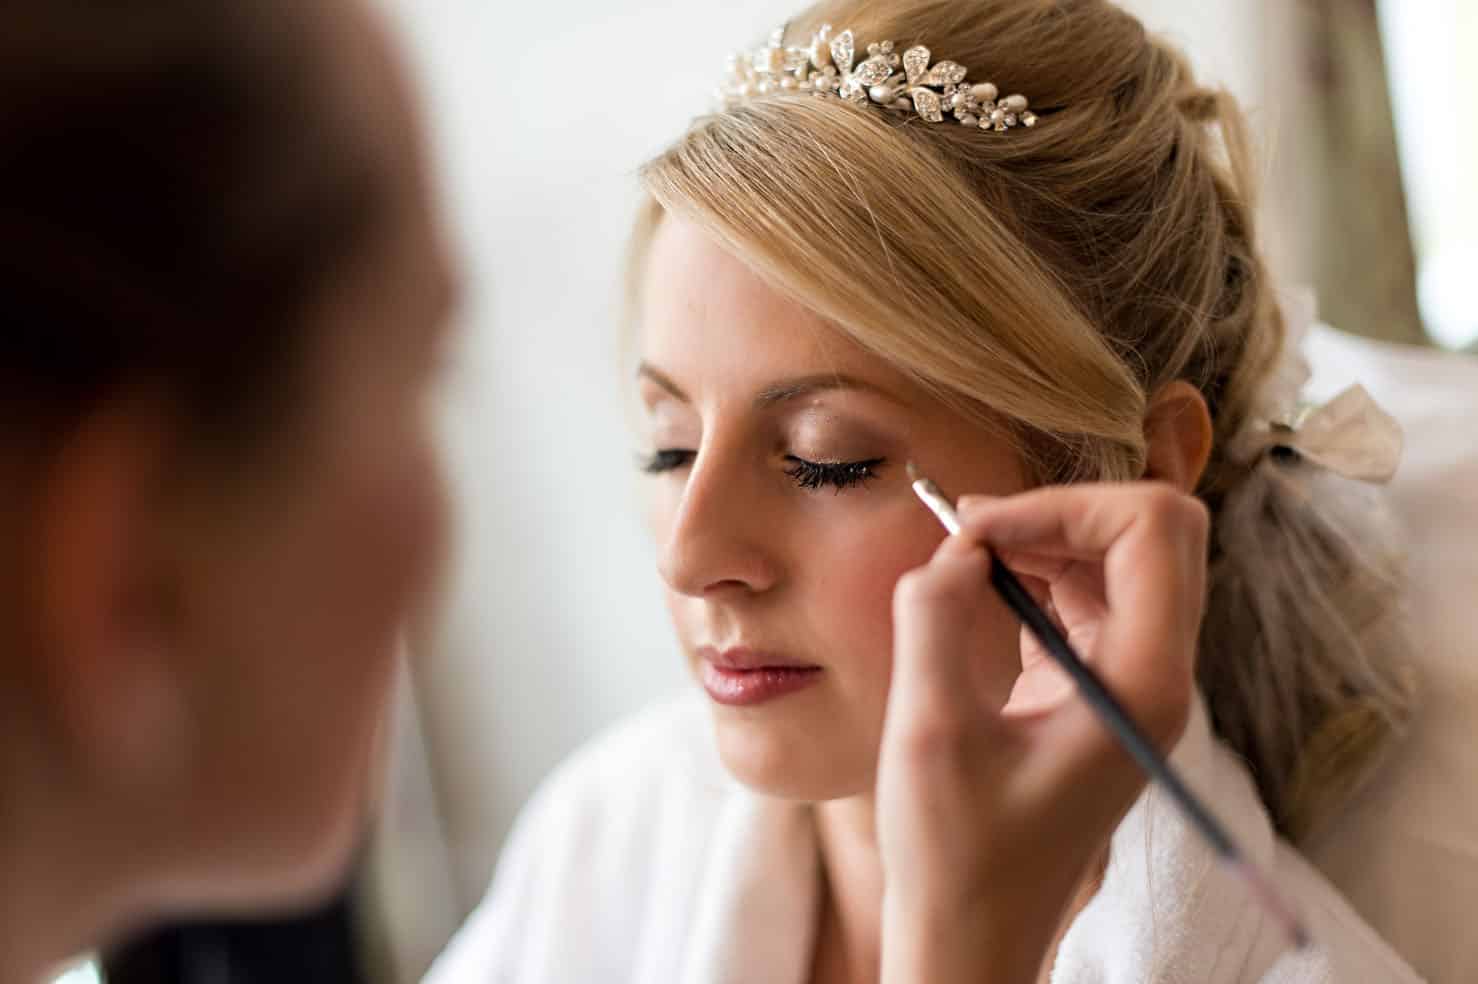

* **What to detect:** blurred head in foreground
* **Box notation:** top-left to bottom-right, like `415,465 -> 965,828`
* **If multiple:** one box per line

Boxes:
0,0 -> 458,973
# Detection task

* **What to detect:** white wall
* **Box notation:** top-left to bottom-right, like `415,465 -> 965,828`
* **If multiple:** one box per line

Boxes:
372,1 -> 1298,976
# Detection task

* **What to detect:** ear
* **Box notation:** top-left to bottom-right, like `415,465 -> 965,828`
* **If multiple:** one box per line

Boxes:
1142,380 -> 1213,493
31,392 -> 192,784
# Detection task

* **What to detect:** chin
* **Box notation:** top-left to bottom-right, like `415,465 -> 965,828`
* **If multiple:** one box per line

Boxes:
274,758 -> 384,905
196,770 -> 372,916
264,812 -> 364,908
149,813 -> 362,925
708,701 -> 874,802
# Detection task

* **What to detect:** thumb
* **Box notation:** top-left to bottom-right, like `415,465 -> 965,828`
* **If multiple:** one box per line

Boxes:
890,540 -> 1011,733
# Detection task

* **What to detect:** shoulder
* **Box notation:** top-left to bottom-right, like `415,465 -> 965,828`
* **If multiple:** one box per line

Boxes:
1259,843 -> 1427,983
425,694 -> 732,983
1057,695 -> 1425,983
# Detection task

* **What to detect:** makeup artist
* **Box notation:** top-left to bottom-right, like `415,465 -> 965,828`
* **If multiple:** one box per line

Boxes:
0,1 -> 459,979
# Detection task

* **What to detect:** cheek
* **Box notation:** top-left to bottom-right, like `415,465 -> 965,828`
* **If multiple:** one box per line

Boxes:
180,418 -> 447,891
328,431 -> 447,628
278,405 -> 448,741
807,504 -> 943,678
647,479 -> 690,617
643,473 -> 681,543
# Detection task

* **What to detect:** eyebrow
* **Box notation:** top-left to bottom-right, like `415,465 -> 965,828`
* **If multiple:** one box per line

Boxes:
636,363 -> 904,409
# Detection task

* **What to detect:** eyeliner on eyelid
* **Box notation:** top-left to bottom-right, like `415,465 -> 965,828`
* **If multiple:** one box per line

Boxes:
636,450 -> 887,492
782,456 -> 886,491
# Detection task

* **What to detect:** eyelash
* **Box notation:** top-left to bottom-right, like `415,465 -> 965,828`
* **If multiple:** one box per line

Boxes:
783,456 -> 885,491
641,449 -> 695,474
639,450 -> 885,492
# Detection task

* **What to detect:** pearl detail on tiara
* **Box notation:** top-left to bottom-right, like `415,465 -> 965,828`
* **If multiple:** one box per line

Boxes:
718,25 -> 1041,132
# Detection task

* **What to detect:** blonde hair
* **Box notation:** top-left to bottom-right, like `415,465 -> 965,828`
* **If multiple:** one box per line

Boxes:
630,0 -> 1413,839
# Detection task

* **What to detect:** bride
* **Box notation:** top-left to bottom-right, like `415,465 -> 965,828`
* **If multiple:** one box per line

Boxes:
431,1 -> 1422,980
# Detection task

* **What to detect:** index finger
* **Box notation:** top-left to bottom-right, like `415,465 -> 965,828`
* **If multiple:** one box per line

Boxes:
890,538 -> 1013,731
958,483 -> 1207,740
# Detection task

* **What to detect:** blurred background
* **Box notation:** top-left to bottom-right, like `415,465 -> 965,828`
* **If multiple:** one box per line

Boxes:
75,0 -> 1476,982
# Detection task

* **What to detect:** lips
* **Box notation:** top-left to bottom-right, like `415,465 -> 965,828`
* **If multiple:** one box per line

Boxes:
698,646 -> 823,707
703,646 -> 818,671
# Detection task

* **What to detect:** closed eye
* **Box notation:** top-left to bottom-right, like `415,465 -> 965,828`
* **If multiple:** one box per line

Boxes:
639,450 -> 886,492
783,456 -> 886,492
640,449 -> 696,474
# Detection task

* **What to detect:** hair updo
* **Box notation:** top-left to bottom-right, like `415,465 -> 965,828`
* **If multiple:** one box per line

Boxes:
630,0 -> 1414,838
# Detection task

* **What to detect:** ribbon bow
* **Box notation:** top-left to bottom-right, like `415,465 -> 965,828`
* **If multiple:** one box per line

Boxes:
1243,384 -> 1403,484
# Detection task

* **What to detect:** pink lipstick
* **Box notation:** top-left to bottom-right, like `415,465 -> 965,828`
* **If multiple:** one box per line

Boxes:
698,647 -> 822,707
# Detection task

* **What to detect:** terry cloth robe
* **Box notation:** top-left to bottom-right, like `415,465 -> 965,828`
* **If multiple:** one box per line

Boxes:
425,693 -> 1423,983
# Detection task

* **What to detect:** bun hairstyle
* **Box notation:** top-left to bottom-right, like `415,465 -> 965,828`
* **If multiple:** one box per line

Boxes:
631,0 -> 1413,838
0,0 -> 386,457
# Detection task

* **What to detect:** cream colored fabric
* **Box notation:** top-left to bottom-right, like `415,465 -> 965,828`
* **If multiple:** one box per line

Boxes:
1238,383 -> 1404,483
425,692 -> 1419,982
421,697 -> 821,983
1300,325 -> 1478,984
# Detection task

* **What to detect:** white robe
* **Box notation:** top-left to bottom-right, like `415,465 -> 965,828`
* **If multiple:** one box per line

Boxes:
425,693 -> 1422,983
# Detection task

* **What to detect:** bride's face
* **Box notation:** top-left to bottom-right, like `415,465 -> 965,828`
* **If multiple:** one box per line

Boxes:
639,216 -> 1031,800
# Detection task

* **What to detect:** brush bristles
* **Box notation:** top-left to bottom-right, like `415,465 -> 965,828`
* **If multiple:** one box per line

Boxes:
906,460 -> 922,482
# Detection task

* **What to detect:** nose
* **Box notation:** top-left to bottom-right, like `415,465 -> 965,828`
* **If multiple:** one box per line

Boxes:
656,447 -> 780,599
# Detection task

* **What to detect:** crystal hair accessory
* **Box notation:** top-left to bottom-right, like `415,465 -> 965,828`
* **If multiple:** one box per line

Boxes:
717,24 -> 1039,132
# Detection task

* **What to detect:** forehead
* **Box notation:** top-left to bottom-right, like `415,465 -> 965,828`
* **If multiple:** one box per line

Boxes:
640,215 -> 912,392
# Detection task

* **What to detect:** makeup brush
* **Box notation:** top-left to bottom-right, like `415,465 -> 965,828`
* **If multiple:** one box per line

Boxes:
904,462 -> 1311,951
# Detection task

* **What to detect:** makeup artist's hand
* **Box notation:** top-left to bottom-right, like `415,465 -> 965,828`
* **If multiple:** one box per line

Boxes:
877,482 -> 1209,984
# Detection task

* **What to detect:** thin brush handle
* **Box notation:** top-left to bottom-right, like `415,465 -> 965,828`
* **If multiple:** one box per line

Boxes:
987,556 -> 1236,859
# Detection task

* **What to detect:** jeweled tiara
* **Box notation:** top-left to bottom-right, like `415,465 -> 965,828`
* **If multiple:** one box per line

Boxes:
717,24 -> 1039,132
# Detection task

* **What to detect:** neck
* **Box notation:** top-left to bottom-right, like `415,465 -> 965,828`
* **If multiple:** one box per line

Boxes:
809,790 -> 1110,984
0,814 -> 103,984
811,792 -> 886,983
